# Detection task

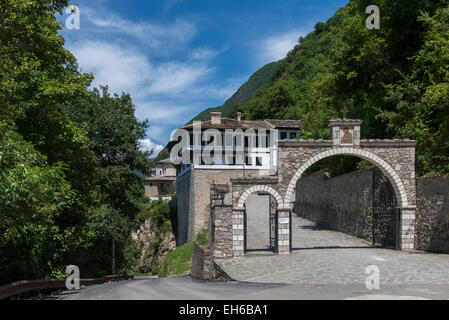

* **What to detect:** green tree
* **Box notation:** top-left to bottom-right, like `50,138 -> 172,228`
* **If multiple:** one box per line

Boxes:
0,122 -> 75,283
0,0 -> 153,282
65,86 -> 152,219
61,86 -> 152,276
380,7 -> 449,175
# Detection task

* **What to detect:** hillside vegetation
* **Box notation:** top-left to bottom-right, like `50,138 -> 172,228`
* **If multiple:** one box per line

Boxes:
226,0 -> 449,177
188,61 -> 279,123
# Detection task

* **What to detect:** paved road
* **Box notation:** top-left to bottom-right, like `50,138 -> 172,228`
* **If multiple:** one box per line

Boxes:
49,275 -> 449,300
215,217 -> 449,286
47,216 -> 449,300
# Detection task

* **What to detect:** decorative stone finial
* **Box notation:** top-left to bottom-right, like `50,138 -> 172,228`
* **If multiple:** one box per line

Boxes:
329,119 -> 362,147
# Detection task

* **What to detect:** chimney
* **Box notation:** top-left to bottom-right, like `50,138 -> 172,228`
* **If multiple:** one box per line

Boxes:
211,112 -> 222,125
237,112 -> 242,122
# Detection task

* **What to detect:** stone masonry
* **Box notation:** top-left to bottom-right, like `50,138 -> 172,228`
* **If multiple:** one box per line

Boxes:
191,242 -> 231,281
296,169 -> 398,247
228,120 -> 417,256
211,204 -> 233,258
177,168 -> 269,244
415,176 -> 449,253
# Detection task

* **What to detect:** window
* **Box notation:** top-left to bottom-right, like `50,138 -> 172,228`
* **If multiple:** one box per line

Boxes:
280,132 -> 287,140
290,132 -> 297,139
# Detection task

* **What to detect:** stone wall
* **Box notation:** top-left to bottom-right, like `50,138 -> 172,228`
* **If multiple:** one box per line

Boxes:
295,169 -> 398,247
296,170 -> 374,242
415,177 -> 449,253
191,243 -> 232,281
211,204 -> 233,258
191,243 -> 211,280
185,168 -> 268,244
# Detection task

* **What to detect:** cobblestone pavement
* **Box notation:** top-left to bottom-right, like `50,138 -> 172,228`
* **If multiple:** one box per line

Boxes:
215,217 -> 449,286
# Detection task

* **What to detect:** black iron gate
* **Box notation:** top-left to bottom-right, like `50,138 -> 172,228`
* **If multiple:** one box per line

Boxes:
244,207 -> 247,253
372,168 -> 399,249
269,195 -> 278,253
289,210 -> 292,252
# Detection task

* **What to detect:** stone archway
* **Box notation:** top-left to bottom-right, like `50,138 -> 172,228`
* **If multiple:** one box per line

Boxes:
237,185 -> 281,253
284,147 -> 408,209
227,119 -> 417,257
237,185 -> 283,208
230,178 -> 290,256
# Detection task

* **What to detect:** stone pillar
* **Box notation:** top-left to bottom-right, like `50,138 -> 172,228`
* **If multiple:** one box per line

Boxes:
277,209 -> 291,255
399,207 -> 416,250
232,208 -> 245,257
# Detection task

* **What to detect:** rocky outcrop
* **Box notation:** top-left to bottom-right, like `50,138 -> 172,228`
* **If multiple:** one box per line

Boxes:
131,218 -> 176,273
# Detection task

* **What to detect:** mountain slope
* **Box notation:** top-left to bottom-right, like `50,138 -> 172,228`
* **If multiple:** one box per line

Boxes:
187,61 -> 279,123
185,0 -> 449,176
239,0 -> 449,176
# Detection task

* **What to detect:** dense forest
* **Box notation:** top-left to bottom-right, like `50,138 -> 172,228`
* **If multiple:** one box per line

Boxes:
225,0 -> 449,177
0,0 -> 170,284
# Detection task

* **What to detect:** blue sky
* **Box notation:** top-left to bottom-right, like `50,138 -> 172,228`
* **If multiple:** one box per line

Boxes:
60,0 -> 348,155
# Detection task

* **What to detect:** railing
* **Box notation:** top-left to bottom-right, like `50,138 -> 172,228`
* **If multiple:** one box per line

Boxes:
0,275 -> 132,300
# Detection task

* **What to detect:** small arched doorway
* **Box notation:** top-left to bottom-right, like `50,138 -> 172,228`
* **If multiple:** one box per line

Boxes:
244,193 -> 278,253
237,185 -> 283,254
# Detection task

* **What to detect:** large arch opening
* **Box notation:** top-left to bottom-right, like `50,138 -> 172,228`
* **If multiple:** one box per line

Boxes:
289,152 -> 401,251
284,148 -> 408,208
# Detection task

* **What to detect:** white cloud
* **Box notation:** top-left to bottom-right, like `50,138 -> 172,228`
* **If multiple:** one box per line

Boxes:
69,41 -> 224,100
65,5 -> 244,146
135,100 -> 196,124
163,0 -> 184,13
84,7 -> 196,51
139,138 -> 164,157
69,41 -> 151,94
259,30 -> 303,63
147,125 -> 174,145
69,41 -> 218,99
147,62 -> 213,95
190,47 -> 221,61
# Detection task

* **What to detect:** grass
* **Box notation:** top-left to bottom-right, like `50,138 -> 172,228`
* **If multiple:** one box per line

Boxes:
158,229 -> 209,277
195,227 -> 208,246
159,242 -> 194,277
